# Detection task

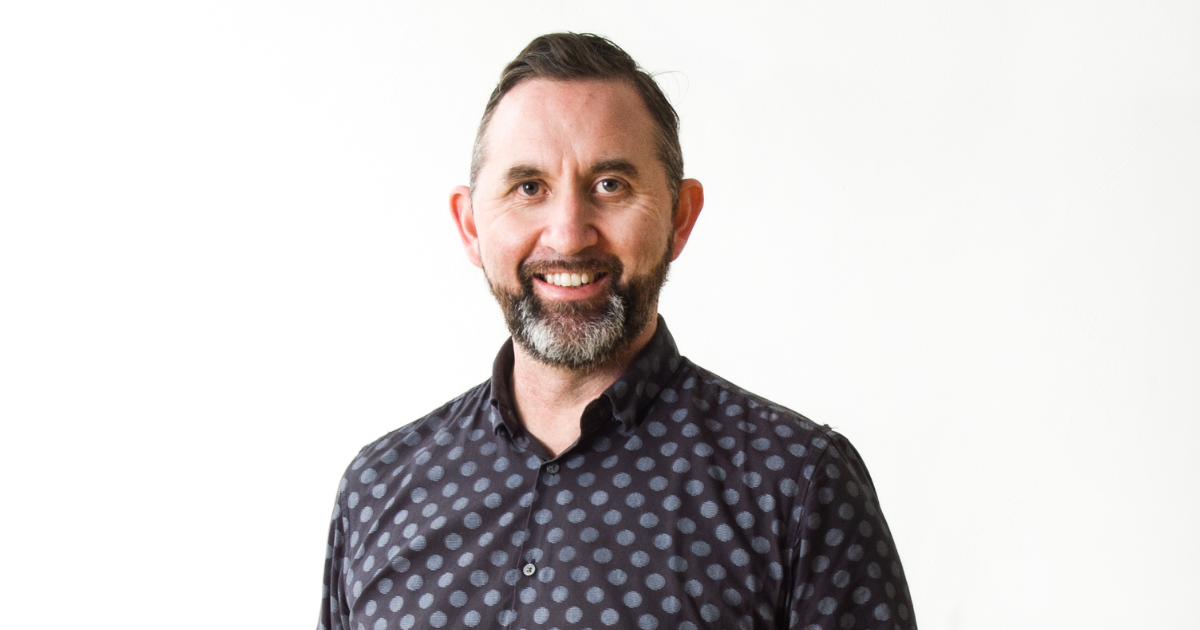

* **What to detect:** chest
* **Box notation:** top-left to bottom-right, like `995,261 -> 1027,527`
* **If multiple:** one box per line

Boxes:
339,427 -> 801,630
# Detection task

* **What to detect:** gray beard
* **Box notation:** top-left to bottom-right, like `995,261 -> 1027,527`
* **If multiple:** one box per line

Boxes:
513,291 -> 629,371
485,249 -> 670,372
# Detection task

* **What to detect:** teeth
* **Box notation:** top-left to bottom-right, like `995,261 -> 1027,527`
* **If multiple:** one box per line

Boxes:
545,272 -> 598,288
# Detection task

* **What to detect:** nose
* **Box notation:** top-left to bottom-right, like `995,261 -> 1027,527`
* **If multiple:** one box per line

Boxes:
540,186 -> 598,256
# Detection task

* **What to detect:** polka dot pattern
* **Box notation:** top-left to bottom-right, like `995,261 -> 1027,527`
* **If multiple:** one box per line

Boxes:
319,317 -> 915,630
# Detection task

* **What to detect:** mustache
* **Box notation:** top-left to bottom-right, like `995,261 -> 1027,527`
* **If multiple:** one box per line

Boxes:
518,255 -> 624,283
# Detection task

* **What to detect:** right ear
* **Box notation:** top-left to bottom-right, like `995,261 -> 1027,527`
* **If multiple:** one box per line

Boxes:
449,185 -> 482,268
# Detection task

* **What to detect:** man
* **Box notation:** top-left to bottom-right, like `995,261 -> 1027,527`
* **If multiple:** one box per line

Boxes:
320,33 -> 916,630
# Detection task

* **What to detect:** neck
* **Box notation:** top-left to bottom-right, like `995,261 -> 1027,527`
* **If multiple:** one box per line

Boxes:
510,316 -> 658,457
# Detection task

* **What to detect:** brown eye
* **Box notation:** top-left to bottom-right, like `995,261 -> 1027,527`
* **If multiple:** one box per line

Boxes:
519,182 -> 541,196
597,179 -> 621,193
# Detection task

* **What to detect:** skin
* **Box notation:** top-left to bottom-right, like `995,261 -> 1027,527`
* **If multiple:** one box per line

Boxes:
450,78 -> 704,456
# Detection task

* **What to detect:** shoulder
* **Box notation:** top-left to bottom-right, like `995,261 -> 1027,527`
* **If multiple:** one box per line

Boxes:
332,380 -> 493,505
668,359 -> 883,511
676,359 -> 849,462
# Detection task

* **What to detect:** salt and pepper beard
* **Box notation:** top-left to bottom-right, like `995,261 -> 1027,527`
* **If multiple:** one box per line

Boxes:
485,243 -> 672,372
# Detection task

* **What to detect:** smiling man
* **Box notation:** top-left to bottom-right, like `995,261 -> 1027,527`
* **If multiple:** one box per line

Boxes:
319,33 -> 916,630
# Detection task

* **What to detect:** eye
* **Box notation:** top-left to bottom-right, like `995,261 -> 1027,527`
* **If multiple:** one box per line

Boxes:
596,178 -> 622,193
518,182 -> 542,196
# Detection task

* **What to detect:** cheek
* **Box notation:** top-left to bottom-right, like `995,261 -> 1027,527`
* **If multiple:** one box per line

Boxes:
478,226 -> 534,275
626,218 -> 673,259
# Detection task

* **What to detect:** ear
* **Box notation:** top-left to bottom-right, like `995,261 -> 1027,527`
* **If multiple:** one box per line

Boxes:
449,185 -> 482,268
669,178 -> 704,261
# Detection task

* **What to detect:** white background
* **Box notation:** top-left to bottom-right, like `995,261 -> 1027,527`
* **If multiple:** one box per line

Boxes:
2,1 -> 1197,628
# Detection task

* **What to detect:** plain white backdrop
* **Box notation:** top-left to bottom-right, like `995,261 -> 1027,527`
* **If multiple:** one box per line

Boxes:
2,1 -> 1197,628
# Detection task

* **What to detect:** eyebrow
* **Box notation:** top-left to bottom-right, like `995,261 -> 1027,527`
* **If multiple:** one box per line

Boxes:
502,165 -> 546,186
501,159 -> 640,186
591,159 -> 639,179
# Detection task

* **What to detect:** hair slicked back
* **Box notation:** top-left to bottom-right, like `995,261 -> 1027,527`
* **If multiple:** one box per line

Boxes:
470,33 -> 683,209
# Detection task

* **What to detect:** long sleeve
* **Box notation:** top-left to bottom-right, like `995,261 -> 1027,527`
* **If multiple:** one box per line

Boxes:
318,480 -> 350,630
785,433 -> 916,629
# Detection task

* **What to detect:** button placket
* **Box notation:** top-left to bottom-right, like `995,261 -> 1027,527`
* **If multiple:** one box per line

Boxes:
503,456 -> 569,627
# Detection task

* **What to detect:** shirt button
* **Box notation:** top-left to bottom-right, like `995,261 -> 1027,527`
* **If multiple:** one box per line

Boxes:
522,563 -> 536,576
545,464 -> 560,475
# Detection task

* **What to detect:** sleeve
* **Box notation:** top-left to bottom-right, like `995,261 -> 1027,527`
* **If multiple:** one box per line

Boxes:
785,432 -> 916,630
318,477 -> 351,630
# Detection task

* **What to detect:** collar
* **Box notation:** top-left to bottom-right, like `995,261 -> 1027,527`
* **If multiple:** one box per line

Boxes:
487,315 -> 685,437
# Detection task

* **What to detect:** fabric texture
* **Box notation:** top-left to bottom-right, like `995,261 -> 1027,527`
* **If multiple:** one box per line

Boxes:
319,317 -> 916,630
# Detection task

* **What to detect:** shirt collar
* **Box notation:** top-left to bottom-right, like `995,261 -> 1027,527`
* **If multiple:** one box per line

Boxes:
488,315 -> 685,436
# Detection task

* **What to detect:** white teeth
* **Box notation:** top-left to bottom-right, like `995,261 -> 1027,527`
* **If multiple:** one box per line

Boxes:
545,272 -> 598,287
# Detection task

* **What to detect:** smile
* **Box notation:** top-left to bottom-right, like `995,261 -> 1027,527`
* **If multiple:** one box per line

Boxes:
537,272 -> 606,288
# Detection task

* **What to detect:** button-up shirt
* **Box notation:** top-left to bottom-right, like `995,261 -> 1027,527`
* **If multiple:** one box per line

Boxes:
319,317 -> 916,630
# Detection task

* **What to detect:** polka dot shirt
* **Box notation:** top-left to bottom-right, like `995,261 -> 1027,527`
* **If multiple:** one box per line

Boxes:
319,317 -> 916,630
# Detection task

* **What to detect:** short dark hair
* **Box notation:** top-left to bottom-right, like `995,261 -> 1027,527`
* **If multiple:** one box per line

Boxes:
470,33 -> 683,209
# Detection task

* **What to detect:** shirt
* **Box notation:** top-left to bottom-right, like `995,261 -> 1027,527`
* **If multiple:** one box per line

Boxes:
319,317 -> 916,630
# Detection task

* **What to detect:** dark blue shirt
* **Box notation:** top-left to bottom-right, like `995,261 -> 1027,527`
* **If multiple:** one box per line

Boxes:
319,317 -> 916,630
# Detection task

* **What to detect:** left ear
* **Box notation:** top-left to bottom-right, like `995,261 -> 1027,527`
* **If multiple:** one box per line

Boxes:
669,178 -> 704,261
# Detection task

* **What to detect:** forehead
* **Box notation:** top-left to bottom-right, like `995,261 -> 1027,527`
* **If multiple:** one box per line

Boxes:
478,79 -> 660,178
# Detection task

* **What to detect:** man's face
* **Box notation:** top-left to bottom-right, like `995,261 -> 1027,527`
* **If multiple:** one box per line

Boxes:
461,79 -> 680,370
